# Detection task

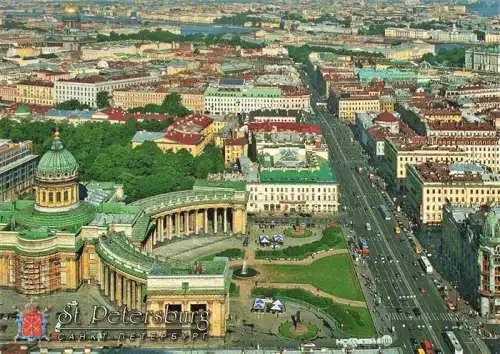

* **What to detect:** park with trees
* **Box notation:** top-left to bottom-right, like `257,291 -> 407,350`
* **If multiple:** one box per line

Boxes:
0,118 -> 224,202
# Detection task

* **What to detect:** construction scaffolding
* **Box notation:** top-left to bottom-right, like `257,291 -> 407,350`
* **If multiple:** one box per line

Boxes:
15,255 -> 61,295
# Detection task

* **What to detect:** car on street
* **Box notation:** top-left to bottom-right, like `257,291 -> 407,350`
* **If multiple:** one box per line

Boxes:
419,287 -> 428,294
243,237 -> 249,247
413,307 -> 422,317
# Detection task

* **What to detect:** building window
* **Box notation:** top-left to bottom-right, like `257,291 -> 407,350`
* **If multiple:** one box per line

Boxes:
48,192 -> 53,202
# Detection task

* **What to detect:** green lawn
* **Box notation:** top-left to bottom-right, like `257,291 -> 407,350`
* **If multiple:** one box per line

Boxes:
255,226 -> 347,260
201,248 -> 244,261
252,287 -> 375,338
263,255 -> 363,301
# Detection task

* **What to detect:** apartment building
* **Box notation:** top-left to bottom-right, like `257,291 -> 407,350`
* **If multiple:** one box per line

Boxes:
204,80 -> 310,115
113,86 -> 167,109
337,95 -> 381,123
384,137 -> 467,181
425,121 -> 498,139
485,32 -> 500,44
55,73 -> 160,108
419,108 -> 462,123
16,80 -> 54,106
384,27 -> 432,40
0,139 -> 38,201
441,205 -> 500,320
0,85 -> 18,102
445,84 -> 500,99
405,162 -> 500,224
224,137 -> 248,167
465,47 -> 500,74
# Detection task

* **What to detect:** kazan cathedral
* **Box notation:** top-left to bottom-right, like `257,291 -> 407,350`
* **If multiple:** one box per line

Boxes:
0,132 -> 249,338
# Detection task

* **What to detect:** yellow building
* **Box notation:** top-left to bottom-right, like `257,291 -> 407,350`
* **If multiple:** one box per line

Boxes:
384,138 -> 468,181
406,162 -> 500,224
16,80 -> 54,106
337,96 -> 380,122
224,137 -> 248,167
380,95 -> 395,113
420,108 -> 462,123
113,87 -> 167,109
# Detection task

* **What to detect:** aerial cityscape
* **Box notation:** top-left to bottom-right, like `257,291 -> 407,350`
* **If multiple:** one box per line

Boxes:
0,0 -> 498,353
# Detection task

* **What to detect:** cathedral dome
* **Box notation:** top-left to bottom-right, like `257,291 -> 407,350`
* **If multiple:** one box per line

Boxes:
63,2 -> 79,14
36,131 -> 79,182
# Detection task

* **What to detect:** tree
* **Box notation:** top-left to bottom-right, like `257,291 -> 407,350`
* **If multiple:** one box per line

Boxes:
55,99 -> 91,111
96,91 -> 111,109
0,119 -> 227,203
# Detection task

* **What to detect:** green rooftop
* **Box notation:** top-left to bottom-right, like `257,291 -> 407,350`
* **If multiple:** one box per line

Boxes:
194,179 -> 246,192
4,200 -> 97,233
260,162 -> 336,184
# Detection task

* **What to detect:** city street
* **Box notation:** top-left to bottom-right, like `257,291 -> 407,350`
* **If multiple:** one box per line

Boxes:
302,70 -> 490,354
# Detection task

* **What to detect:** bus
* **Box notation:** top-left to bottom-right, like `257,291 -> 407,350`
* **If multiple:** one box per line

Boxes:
443,331 -> 463,354
379,204 -> 391,221
419,255 -> 434,274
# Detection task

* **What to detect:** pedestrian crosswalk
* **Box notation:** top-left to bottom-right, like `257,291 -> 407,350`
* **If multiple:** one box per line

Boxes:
388,312 -> 461,322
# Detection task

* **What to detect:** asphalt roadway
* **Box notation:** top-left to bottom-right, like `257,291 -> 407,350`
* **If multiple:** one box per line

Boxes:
302,71 -> 490,354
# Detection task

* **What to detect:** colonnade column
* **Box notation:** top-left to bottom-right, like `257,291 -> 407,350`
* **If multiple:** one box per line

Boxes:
185,211 -> 190,235
124,279 -> 132,309
223,208 -> 228,233
213,208 -> 218,233
110,270 -> 115,302
131,280 -> 136,309
167,215 -> 172,240
104,265 -> 109,296
157,217 -> 164,243
204,209 -> 208,233
195,210 -> 199,235
137,284 -> 143,311
99,261 -> 105,291
176,212 -> 181,235
116,273 -> 123,306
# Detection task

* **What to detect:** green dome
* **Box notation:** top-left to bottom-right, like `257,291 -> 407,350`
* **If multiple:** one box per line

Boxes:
36,132 -> 79,180
15,104 -> 31,115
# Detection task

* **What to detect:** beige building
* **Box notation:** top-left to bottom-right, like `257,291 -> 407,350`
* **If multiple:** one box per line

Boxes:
485,32 -> 500,44
16,80 -> 54,106
384,138 -> 468,181
0,85 -> 18,102
337,96 -> 380,122
385,27 -> 431,40
406,162 -> 500,224
113,87 -> 167,109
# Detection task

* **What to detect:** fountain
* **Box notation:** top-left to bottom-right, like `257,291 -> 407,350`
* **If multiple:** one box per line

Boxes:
233,259 -> 257,278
